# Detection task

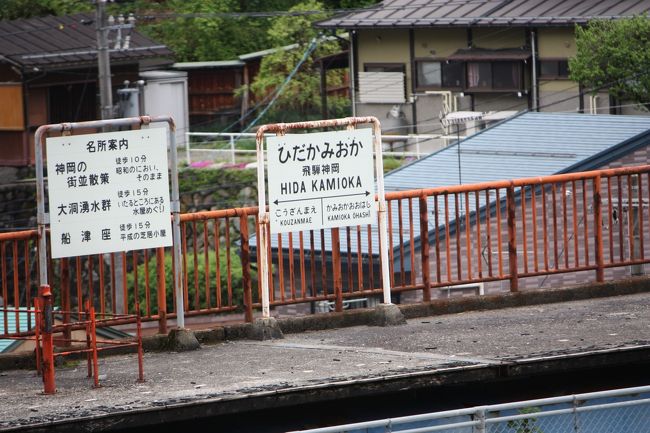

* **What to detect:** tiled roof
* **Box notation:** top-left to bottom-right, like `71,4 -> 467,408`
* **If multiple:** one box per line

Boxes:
0,13 -> 171,70
316,0 -> 650,29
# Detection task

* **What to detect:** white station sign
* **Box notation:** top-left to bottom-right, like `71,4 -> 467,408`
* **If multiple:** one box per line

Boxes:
267,128 -> 376,234
46,128 -> 172,258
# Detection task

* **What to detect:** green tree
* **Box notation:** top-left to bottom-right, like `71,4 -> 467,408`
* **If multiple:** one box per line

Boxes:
246,0 -> 349,123
569,15 -> 650,109
0,0 -> 90,20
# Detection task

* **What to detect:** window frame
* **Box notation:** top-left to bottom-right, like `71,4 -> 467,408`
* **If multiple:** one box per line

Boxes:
539,58 -> 570,80
414,59 -> 464,90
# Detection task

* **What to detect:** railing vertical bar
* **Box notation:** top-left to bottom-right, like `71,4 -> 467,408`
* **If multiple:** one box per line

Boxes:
98,253 -> 105,316
110,253 -> 116,314
444,194 -> 451,282
475,191 -> 483,278
485,190 -> 493,277
346,226 -> 353,293
192,221 -> 199,311
434,195 -> 442,283
225,216 -> 233,306
594,175 -> 604,282
419,195 -> 431,301
627,175 -> 635,261
1,241 -> 7,333
367,224 -> 374,290
387,200 -> 395,289
214,219 -> 222,308
288,232 -> 295,300
87,255 -> 93,310
541,185 -> 549,271
25,241 -> 32,330
133,251 -> 139,316
507,184 -> 518,292
455,193 -> 462,280
61,257 -> 71,345
267,217 -> 274,303
521,186 -> 528,274
607,176 -> 614,264
637,174 -> 644,259
310,230 -> 317,297
573,180 -> 580,267
582,178 -> 590,265
552,183 -> 559,270
278,233 -> 285,302
143,250 -> 150,317
618,176 -> 624,262
299,231 -> 307,299
409,198 -> 416,286
464,191 -> 472,280
357,226 -> 364,291
240,213 -> 253,323
181,224 -> 188,313
321,229 -> 327,296
12,241 -> 19,327
255,214 -> 262,303
496,189 -> 504,277
156,247 -> 167,334
332,228 -> 343,312
398,200 -> 405,286
204,220 -> 210,309
562,182 -> 569,269
76,256 -> 82,313
531,186 -> 539,273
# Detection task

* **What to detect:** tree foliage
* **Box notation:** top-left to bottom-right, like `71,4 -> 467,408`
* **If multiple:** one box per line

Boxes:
569,15 -> 650,108
246,0 -> 349,123
0,0 -> 90,20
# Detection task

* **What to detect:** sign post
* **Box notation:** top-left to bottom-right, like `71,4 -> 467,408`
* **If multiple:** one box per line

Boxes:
256,117 -> 394,320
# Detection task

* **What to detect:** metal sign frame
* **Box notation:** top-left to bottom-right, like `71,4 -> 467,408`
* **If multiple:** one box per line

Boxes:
34,115 -> 187,331
256,116 -> 391,319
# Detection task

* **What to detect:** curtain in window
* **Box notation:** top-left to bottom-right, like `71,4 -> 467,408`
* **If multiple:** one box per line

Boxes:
467,63 -> 479,87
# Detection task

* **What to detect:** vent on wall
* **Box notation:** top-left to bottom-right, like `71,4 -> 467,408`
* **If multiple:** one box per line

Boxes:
358,72 -> 406,103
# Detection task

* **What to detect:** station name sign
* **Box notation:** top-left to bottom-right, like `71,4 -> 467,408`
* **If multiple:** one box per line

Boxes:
267,128 -> 376,234
46,128 -> 172,258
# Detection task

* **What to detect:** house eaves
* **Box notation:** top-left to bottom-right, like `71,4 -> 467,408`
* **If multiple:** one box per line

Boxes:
315,0 -> 650,30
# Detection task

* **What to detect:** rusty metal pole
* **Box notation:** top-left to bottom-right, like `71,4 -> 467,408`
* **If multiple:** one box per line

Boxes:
156,247 -> 167,334
40,285 -> 56,394
136,308 -> 145,382
507,184 -> 519,292
419,195 -> 431,302
256,130 -> 271,318
594,175 -> 605,282
239,212 -> 254,323
332,228 -> 343,312
90,306 -> 100,388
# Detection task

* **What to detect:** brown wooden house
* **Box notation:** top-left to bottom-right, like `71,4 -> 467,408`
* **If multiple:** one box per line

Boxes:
0,13 -> 171,166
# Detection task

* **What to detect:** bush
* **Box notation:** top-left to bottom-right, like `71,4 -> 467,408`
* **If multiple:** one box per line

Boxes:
128,248 -> 251,315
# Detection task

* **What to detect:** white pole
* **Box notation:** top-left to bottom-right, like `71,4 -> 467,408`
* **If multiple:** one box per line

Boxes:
169,122 -> 185,328
185,131 -> 191,165
372,119 -> 392,304
256,129 -> 271,318
230,134 -> 236,165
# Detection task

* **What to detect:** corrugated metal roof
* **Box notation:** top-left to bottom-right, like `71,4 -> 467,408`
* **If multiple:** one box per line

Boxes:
0,13 -> 171,70
316,0 -> 650,29
255,112 -> 650,263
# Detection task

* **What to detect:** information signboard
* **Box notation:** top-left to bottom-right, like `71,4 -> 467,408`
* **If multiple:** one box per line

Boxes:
46,128 -> 172,258
267,128 -> 376,234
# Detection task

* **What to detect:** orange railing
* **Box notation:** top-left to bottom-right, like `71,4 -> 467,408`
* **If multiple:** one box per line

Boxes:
1,164 -> 650,338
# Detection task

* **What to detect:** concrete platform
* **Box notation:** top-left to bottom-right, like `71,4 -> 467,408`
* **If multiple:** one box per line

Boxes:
1,291 -> 649,432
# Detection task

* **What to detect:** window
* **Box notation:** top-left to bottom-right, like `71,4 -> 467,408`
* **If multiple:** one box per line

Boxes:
493,62 -> 521,89
467,62 -> 492,89
467,61 -> 521,90
416,61 -> 442,87
364,63 -> 405,73
540,60 -> 570,78
415,61 -> 464,88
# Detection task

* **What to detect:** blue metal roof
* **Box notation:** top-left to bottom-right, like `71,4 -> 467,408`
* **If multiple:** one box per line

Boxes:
256,112 -> 650,264
0,308 -> 35,353
386,112 -> 650,192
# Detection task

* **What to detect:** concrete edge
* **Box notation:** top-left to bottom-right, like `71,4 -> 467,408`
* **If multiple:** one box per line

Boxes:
1,276 -> 648,371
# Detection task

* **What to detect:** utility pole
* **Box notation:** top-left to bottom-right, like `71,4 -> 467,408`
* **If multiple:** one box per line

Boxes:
96,0 -> 113,120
